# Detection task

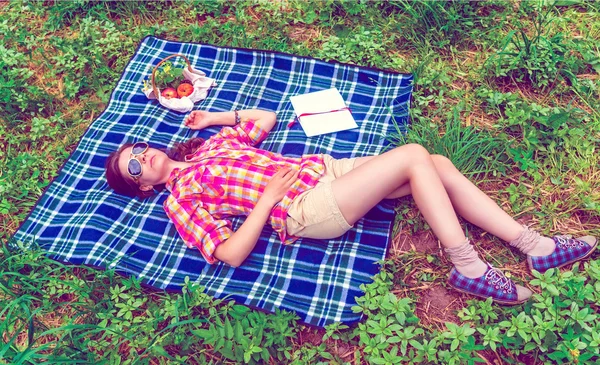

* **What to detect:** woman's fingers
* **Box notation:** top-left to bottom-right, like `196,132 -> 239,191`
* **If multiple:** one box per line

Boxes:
261,167 -> 300,205
280,167 -> 293,177
270,167 -> 299,188
271,168 -> 292,183
278,168 -> 298,185
274,166 -> 290,177
184,111 -> 198,125
286,170 -> 299,183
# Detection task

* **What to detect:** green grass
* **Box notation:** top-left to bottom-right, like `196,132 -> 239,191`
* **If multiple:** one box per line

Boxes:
1,0 -> 600,364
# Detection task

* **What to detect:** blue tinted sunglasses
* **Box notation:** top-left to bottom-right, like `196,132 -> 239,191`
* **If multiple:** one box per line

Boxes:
127,142 -> 148,181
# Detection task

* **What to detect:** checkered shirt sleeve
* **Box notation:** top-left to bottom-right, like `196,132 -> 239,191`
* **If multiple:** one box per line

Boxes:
217,118 -> 269,147
164,195 -> 232,264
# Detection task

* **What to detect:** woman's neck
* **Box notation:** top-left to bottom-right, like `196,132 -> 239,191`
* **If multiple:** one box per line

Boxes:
169,160 -> 194,172
160,159 -> 195,185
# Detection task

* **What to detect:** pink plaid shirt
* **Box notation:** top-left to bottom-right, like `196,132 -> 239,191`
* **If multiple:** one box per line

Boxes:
164,119 -> 325,264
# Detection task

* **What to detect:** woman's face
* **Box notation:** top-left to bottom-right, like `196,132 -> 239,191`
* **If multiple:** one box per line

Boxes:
117,144 -> 171,189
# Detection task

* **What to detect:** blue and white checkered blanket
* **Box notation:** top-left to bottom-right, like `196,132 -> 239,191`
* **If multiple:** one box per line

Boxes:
13,36 -> 413,327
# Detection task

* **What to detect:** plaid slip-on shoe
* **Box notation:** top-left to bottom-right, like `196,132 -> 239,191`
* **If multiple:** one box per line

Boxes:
447,264 -> 531,305
528,235 -> 598,273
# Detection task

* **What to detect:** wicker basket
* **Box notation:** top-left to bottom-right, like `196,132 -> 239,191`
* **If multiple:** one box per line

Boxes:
142,54 -> 217,113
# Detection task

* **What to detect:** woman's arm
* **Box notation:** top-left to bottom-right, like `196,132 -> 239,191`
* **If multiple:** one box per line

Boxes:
185,109 -> 277,134
213,167 -> 298,267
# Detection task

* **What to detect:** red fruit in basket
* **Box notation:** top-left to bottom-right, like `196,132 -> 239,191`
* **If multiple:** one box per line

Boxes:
177,83 -> 194,98
161,87 -> 178,99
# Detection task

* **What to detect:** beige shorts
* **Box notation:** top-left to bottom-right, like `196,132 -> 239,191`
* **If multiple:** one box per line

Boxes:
286,155 -> 356,239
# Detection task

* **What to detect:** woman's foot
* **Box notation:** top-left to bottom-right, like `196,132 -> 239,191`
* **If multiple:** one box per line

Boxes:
448,264 -> 532,305
527,235 -> 598,273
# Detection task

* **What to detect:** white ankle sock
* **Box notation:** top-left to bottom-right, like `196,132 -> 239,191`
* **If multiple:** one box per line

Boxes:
445,240 -> 488,279
455,260 -> 488,279
509,226 -> 555,256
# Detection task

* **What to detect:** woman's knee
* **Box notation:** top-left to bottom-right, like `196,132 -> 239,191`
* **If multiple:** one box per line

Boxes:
431,154 -> 458,176
396,143 -> 431,164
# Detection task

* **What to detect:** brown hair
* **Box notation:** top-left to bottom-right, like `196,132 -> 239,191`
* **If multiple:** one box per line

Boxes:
104,137 -> 205,199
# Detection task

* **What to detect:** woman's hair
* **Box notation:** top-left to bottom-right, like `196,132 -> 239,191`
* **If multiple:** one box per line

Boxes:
104,137 -> 205,199
166,137 -> 206,162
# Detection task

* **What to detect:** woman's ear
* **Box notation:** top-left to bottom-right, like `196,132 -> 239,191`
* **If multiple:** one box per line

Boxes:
139,184 -> 154,192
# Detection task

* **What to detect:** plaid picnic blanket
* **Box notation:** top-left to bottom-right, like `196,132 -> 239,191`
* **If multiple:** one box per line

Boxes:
12,36 -> 413,327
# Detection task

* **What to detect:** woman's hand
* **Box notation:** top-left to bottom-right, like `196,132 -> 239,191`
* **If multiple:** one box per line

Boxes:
184,110 -> 214,130
215,167 -> 297,267
260,167 -> 299,207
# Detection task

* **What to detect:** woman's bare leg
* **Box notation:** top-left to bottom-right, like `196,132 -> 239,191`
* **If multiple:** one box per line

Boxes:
331,144 -> 466,248
336,146 -> 532,302
352,154 -> 524,242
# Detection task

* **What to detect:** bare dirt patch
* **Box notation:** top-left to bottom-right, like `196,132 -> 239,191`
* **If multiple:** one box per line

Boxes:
295,326 -> 357,362
287,24 -> 325,48
296,326 -> 324,347
394,230 -> 441,254
416,284 -> 463,329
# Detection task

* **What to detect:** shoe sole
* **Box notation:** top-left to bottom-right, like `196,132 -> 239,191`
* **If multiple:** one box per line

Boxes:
447,282 -> 529,306
528,236 -> 599,273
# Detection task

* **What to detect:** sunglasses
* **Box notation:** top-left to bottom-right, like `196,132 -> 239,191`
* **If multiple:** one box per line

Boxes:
127,142 -> 149,182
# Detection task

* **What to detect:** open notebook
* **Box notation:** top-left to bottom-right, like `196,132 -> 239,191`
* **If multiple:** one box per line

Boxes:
289,88 -> 358,137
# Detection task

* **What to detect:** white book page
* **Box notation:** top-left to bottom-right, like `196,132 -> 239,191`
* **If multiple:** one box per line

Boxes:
290,88 -> 358,137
